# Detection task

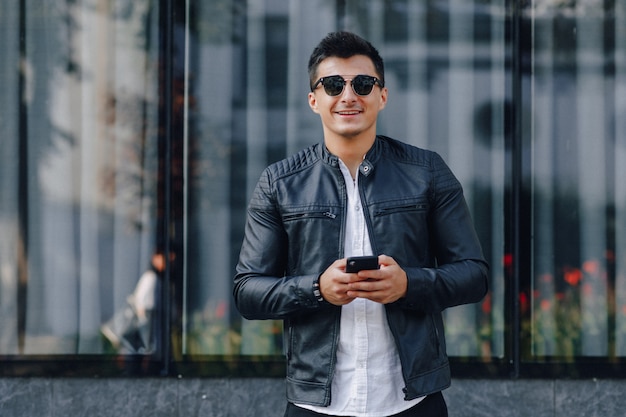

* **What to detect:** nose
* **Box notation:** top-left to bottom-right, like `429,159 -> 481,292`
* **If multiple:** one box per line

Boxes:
340,79 -> 358,101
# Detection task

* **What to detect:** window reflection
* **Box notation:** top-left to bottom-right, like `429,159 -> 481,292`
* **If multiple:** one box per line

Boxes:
525,2 -> 626,359
0,1 -> 161,355
1,0 -> 624,375
184,0 -> 507,360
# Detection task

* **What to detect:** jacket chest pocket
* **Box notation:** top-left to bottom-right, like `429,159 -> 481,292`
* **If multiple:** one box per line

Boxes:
281,207 -> 342,271
371,199 -> 429,225
370,199 -> 430,258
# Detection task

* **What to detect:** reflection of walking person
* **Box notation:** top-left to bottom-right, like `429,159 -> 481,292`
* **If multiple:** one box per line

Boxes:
101,252 -> 166,354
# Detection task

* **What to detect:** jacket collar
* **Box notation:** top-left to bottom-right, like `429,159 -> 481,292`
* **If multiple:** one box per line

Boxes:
320,135 -> 381,178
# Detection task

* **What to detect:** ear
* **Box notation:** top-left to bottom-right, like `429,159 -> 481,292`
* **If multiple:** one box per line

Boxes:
378,87 -> 388,110
308,92 -> 320,114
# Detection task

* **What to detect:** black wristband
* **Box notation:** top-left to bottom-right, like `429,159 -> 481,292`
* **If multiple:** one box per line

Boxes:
313,276 -> 325,303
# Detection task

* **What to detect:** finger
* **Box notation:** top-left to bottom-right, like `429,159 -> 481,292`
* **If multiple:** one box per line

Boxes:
378,254 -> 397,266
348,279 -> 382,292
357,269 -> 383,281
346,289 -> 386,304
337,257 -> 349,271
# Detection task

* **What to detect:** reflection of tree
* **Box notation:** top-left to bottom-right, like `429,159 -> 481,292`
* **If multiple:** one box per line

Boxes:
100,89 -> 158,230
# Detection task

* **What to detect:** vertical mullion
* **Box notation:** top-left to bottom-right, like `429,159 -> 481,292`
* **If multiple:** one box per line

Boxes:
489,0 -> 507,360
508,0 -> 524,378
160,0 -> 174,376
17,0 -> 29,356
615,0 -> 626,358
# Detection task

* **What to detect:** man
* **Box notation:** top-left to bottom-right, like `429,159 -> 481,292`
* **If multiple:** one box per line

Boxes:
234,31 -> 488,417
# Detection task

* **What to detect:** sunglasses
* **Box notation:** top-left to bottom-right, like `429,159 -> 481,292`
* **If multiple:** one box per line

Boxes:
311,75 -> 384,96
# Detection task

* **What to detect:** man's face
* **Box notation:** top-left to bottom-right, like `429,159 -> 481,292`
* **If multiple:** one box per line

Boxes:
308,55 -> 387,142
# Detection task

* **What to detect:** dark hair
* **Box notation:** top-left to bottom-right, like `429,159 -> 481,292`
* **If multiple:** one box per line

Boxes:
308,31 -> 385,89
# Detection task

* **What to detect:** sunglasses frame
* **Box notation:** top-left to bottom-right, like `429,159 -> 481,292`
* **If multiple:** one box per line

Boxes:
311,74 -> 384,96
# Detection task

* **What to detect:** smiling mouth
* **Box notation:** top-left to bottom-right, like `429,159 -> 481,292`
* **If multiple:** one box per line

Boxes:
336,110 -> 361,116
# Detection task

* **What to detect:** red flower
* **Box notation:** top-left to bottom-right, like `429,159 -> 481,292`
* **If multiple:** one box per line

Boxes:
583,260 -> 600,275
482,293 -> 492,314
563,267 -> 582,286
215,301 -> 227,319
520,292 -> 529,313
503,253 -> 513,268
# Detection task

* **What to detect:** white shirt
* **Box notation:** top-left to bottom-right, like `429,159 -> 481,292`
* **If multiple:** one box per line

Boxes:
297,159 -> 423,416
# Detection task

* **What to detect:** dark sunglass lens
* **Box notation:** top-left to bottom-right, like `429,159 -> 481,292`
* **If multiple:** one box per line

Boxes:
352,75 -> 376,95
322,76 -> 345,96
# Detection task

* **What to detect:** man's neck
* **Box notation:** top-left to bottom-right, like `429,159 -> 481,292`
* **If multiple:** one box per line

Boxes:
325,134 -> 376,179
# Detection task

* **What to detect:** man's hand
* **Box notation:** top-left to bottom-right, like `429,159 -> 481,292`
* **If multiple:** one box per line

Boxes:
319,255 -> 407,306
318,259 -> 357,306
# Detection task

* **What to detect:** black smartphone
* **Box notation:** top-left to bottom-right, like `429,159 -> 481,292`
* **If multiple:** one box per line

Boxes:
345,256 -> 379,273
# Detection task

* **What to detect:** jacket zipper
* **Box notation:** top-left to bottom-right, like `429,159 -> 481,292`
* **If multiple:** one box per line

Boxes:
374,203 -> 427,217
282,211 -> 337,221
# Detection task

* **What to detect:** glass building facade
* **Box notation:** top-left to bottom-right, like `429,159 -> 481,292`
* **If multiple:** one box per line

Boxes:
0,0 -> 625,378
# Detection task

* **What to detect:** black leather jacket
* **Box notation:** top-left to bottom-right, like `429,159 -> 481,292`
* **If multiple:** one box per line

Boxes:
234,135 -> 488,406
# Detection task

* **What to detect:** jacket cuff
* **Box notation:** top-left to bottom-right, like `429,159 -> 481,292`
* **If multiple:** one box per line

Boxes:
313,274 -> 325,303
295,274 -> 329,308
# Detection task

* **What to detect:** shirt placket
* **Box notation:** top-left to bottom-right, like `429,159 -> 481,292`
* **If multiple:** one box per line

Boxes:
353,298 -> 368,413
351,174 -> 369,414
352,178 -> 365,255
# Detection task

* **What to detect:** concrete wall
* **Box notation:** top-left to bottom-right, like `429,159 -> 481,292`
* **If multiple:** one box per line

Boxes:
1,377 -> 625,416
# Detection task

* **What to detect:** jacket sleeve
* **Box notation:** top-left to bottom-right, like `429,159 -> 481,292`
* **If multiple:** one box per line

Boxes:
395,153 -> 489,313
233,168 -> 329,320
